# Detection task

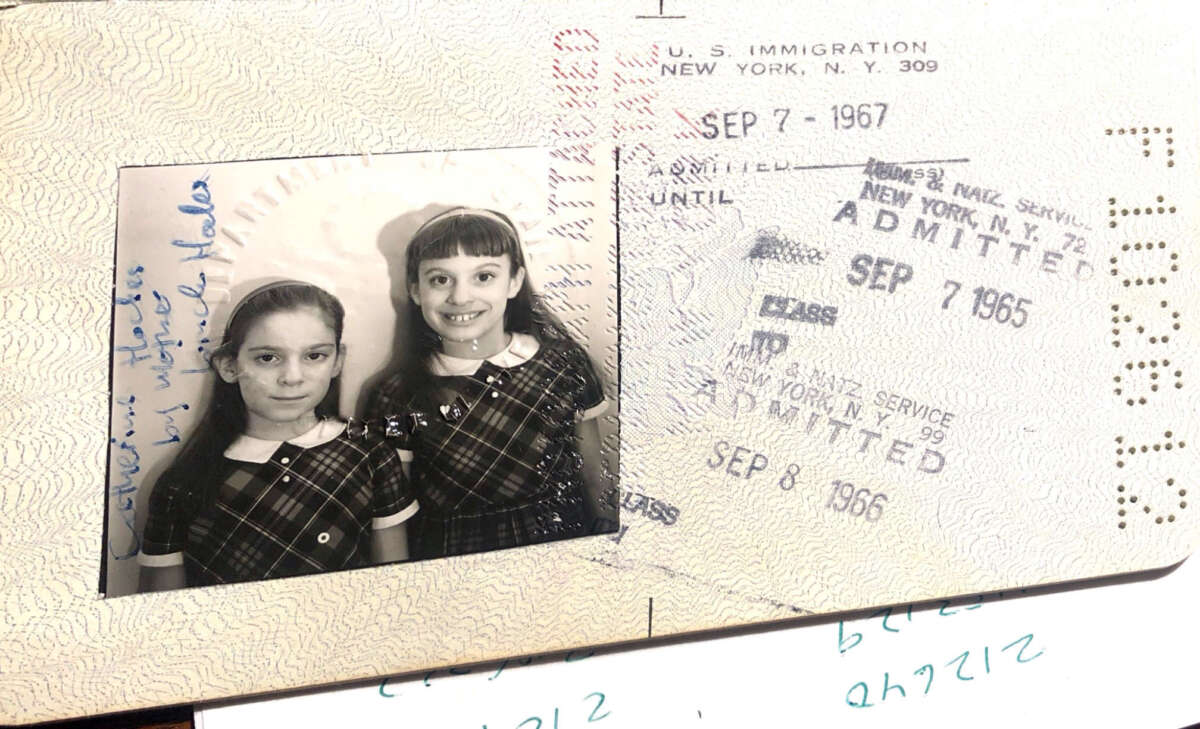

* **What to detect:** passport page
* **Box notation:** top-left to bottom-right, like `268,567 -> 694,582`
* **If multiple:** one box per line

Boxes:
0,0 -> 1197,722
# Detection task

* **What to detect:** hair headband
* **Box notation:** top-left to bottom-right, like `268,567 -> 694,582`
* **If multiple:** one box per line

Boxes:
224,279 -> 315,342
415,207 -> 521,240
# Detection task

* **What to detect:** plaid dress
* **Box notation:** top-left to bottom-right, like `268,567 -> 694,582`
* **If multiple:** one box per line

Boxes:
368,334 -> 607,560
139,419 -> 417,587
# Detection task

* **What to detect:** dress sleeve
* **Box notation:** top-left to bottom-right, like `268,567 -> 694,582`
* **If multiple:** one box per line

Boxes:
566,342 -> 608,421
137,474 -> 187,567
368,438 -> 419,530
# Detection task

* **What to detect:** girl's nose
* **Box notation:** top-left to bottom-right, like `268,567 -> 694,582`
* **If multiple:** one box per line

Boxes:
278,358 -> 304,385
447,279 -> 471,304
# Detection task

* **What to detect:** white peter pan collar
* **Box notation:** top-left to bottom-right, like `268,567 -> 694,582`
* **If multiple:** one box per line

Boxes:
224,418 -> 347,464
429,332 -> 540,376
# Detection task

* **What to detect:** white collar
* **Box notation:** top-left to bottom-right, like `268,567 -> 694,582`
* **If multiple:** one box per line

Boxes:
224,418 -> 347,464
429,332 -> 540,376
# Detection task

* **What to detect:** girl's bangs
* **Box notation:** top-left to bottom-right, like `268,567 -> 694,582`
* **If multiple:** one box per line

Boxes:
417,217 -> 517,261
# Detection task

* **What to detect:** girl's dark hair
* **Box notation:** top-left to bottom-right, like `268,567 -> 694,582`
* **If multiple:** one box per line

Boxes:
397,207 -> 576,402
155,281 -> 345,519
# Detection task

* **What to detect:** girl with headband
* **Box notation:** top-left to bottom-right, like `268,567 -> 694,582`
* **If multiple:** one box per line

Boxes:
138,281 -> 418,590
367,207 -> 616,560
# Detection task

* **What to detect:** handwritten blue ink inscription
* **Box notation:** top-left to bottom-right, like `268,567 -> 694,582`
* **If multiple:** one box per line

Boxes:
173,175 -> 216,262
149,290 -> 182,390
176,175 -> 215,374
153,402 -> 190,447
114,264 -> 150,368
178,271 -> 212,375
108,395 -> 140,560
844,633 -> 1045,709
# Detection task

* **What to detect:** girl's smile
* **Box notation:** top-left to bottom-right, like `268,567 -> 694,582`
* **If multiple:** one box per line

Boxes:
411,251 -> 525,358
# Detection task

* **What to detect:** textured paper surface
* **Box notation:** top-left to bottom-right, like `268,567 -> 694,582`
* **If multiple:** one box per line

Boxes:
1,1 -> 1197,723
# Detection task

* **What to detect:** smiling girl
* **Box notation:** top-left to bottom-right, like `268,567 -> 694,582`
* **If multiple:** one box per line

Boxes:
367,207 -> 617,560
138,281 -> 417,590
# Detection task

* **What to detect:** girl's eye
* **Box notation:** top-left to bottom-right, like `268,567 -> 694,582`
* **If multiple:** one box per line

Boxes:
255,353 -> 279,365
476,271 -> 496,283
429,274 -> 450,287
306,352 -> 329,361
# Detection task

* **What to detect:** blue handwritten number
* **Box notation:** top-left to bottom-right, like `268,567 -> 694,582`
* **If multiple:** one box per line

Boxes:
517,710 -> 559,729
378,678 -> 395,698
913,664 -> 934,694
938,600 -> 957,617
1003,633 -> 1044,663
838,621 -> 862,653
871,606 -> 901,632
489,659 -> 510,680
845,681 -> 873,708
585,692 -> 611,722
946,651 -> 973,681
881,672 -> 906,701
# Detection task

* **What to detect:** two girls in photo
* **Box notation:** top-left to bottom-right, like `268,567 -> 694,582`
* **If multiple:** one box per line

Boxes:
139,207 -> 614,589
